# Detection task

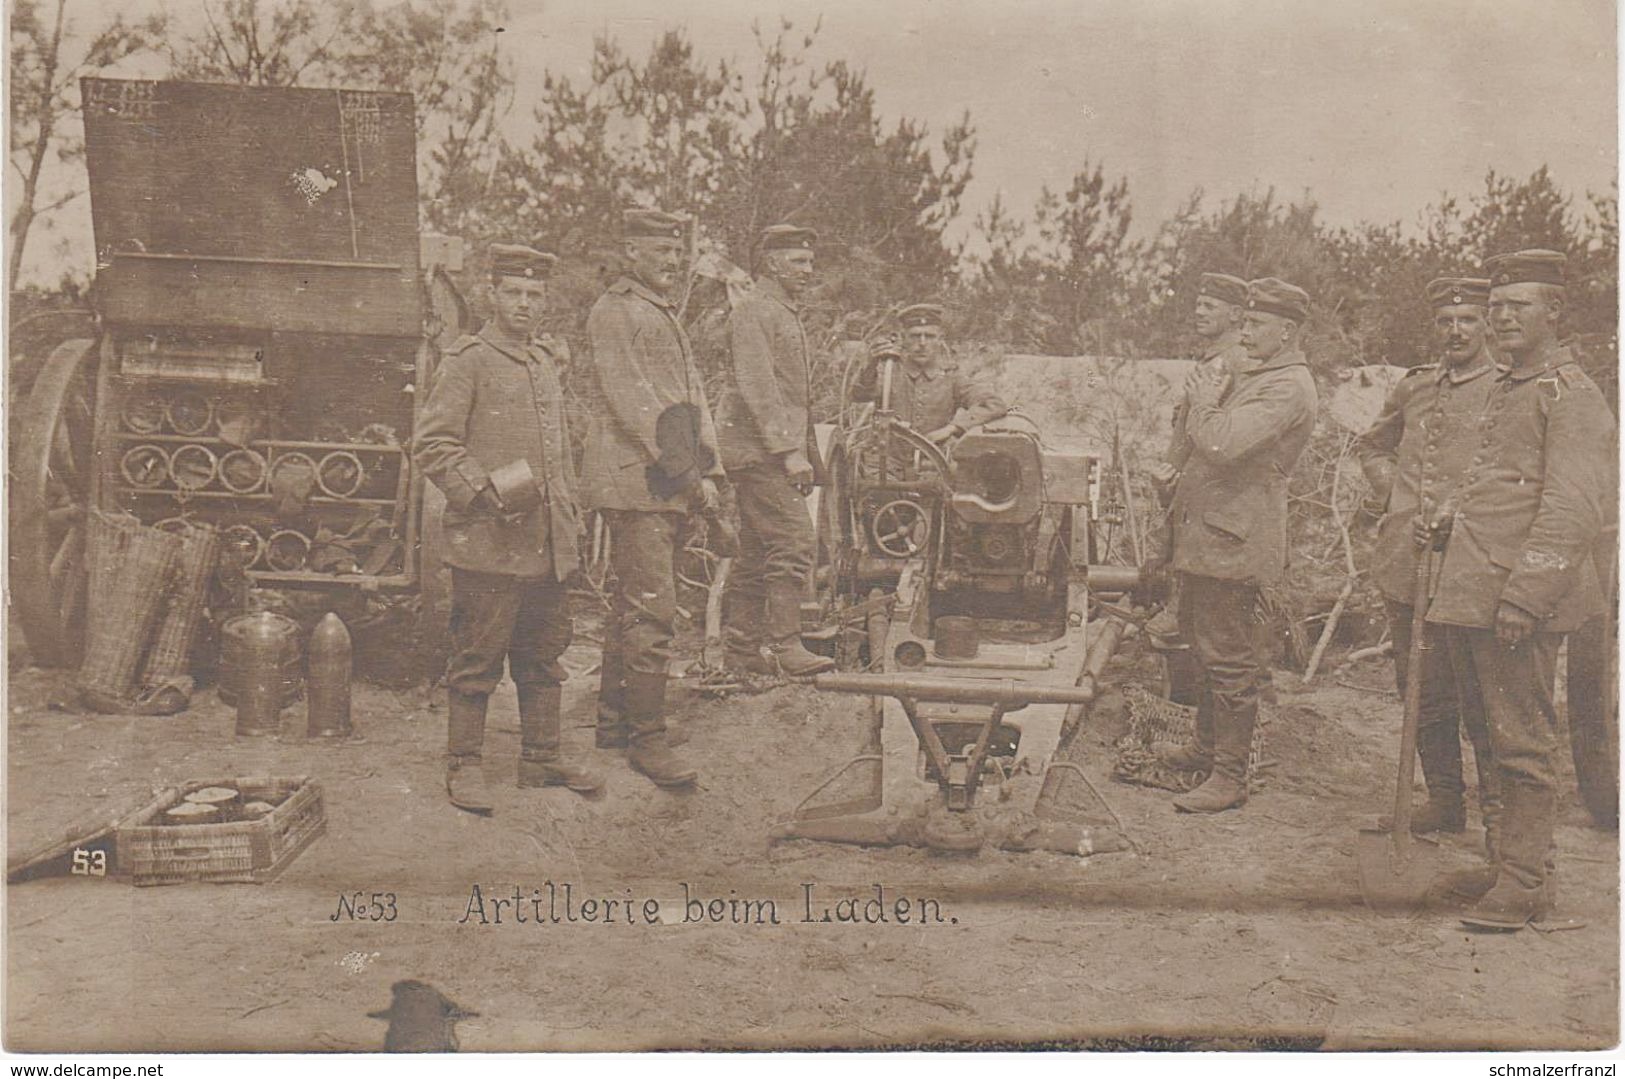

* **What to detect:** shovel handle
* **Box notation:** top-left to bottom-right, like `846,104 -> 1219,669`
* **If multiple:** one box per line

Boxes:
1391,549 -> 1433,840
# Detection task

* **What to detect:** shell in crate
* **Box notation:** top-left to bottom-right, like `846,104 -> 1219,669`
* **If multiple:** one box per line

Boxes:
118,776 -> 326,885
121,394 -> 166,434
184,786 -> 242,819
165,391 -> 215,437
120,445 -> 171,489
168,443 -> 219,492
220,524 -> 267,569
219,448 -> 268,494
265,530 -> 311,571
165,803 -> 222,825
316,451 -> 365,499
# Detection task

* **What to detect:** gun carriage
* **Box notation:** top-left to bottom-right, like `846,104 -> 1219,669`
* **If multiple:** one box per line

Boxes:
779,349 -> 1163,855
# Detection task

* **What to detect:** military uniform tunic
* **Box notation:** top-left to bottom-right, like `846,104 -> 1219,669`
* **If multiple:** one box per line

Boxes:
716,277 -> 819,474
413,328 -> 580,581
412,326 -> 580,699
852,355 -> 1007,435
1166,337 -> 1251,473
1356,358 -> 1499,604
1169,349 -> 1318,585
579,276 -> 723,513
581,274 -> 724,677
1427,349 -> 1613,633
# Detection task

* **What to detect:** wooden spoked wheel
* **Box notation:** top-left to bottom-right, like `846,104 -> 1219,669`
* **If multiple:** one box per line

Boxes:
11,339 -> 100,667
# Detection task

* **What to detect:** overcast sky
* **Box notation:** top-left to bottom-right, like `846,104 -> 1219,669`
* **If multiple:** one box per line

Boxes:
14,0 -> 1617,284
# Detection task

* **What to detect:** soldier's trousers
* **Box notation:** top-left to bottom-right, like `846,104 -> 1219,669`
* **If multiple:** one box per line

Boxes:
725,462 -> 815,639
447,568 -> 572,695
1442,625 -> 1562,887
446,568 -> 572,756
1177,573 -> 1263,783
602,510 -> 684,677
1386,600 -> 1499,816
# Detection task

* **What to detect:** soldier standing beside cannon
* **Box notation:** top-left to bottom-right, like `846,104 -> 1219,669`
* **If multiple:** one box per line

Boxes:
715,224 -> 835,678
1355,276 -> 1502,845
852,303 -> 1008,444
579,209 -> 720,789
414,244 -> 604,814
1424,250 -> 1615,930
1155,278 -> 1319,813
1148,271 -> 1253,647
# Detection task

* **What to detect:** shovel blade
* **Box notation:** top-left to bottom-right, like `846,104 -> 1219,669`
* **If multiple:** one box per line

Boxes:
1355,827 -> 1446,914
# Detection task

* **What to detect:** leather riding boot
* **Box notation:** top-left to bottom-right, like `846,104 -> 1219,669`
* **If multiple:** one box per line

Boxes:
1155,685 -> 1217,770
1461,875 -> 1551,930
595,649 -> 629,749
1145,606 -> 1181,646
1174,701 -> 1253,813
1377,795 -> 1467,835
1445,789 -> 1505,902
1212,699 -> 1256,785
624,670 -> 697,788
723,588 -> 773,675
1152,741 -> 1213,771
1172,771 -> 1248,813
1470,733 -> 1503,852
445,690 -> 493,813
765,583 -> 834,676
1413,717 -> 1467,832
1461,785 -> 1556,930
517,685 -> 604,794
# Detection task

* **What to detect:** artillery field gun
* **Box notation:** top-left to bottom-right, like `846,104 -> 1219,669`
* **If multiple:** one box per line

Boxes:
775,349 -> 1161,856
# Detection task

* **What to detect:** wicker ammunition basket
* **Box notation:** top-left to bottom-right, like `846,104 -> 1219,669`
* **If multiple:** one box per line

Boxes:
117,775 -> 326,886
1113,684 -> 1271,793
139,522 -> 221,686
78,511 -> 183,701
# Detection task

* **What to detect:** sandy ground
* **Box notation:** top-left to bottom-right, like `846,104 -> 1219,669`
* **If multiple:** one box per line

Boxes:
5,636 -> 1618,1052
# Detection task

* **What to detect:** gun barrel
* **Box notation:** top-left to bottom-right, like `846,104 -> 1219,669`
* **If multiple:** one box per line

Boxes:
812,673 -> 1096,705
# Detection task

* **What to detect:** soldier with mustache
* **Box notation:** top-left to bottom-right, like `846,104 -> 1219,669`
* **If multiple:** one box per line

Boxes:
1356,276 -> 1502,849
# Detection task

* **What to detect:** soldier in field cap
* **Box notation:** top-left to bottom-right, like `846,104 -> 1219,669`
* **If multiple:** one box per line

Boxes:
1147,271 -> 1255,645
1155,276 -> 1318,812
853,302 -> 1007,445
715,224 -> 835,678
577,208 -> 721,789
1355,275 -> 1501,851
1425,249 -> 1616,930
414,242 -> 603,813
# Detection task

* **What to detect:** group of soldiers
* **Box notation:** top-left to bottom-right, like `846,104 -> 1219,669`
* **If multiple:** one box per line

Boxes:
413,212 -> 1613,933
413,211 -> 1005,808
1145,252 -> 1614,932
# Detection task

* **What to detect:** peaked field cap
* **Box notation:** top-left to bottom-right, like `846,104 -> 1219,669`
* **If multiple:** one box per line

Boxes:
1485,249 -> 1567,288
1197,272 -> 1249,307
1426,276 -> 1490,308
489,243 -> 557,279
760,224 -> 817,251
899,303 -> 946,328
623,209 -> 686,240
1246,277 -> 1311,321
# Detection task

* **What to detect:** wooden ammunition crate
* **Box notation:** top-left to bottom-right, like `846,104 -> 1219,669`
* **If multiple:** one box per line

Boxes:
117,775 -> 326,886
